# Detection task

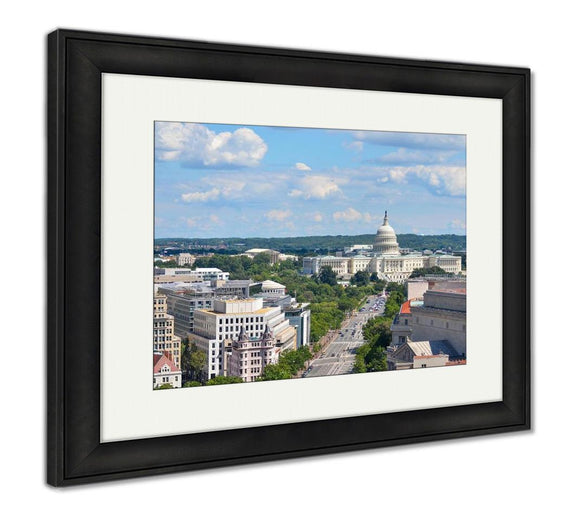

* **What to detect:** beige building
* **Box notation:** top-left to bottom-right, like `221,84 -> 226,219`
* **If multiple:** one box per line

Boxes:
154,268 -> 204,285
409,289 -> 466,357
228,326 -> 280,382
176,252 -> 195,266
387,340 -> 462,370
303,211 -> 462,282
243,248 -> 298,264
259,279 -> 287,296
188,297 -> 297,380
390,286 -> 467,361
153,294 -> 181,369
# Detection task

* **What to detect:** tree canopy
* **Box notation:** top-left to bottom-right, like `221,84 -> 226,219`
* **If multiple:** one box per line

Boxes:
205,376 -> 244,385
409,266 -> 448,279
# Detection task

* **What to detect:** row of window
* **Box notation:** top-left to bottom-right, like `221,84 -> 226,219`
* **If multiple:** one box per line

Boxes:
157,376 -> 179,383
220,316 -> 264,325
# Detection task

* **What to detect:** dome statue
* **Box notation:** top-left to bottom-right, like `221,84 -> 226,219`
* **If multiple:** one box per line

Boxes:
373,211 -> 400,255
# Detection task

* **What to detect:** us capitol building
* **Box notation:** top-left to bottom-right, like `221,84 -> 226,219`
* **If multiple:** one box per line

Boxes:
303,211 -> 462,282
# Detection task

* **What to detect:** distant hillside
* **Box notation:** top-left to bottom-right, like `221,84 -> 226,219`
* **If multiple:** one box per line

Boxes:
155,234 -> 466,255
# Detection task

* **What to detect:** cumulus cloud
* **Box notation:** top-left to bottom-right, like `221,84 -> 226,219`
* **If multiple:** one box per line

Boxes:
264,209 -> 292,221
353,131 -> 465,151
343,140 -> 364,152
377,165 -> 465,196
181,188 -> 220,202
295,162 -> 311,171
155,122 -> 267,167
373,148 -> 458,166
201,178 -> 246,198
288,175 -> 346,199
181,179 -> 246,203
313,212 -> 323,222
333,208 -> 372,222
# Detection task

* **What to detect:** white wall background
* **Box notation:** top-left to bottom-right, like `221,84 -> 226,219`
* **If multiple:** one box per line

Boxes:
0,1 -> 576,507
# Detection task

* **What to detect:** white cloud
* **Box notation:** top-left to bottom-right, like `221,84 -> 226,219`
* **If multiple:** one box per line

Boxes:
377,165 -> 465,196
343,140 -> 364,152
181,188 -> 220,202
313,212 -> 323,222
353,131 -> 465,151
333,207 -> 372,222
264,209 -> 292,221
209,214 -> 222,224
387,168 -> 408,183
374,148 -> 458,166
155,122 -> 267,167
295,162 -> 311,171
181,179 -> 247,203
201,178 -> 246,198
288,175 -> 346,200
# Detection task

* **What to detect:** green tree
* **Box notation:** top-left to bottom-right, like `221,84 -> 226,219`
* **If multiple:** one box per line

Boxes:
252,252 -> 272,266
386,282 -> 405,294
373,280 -> 386,293
350,270 -> 370,287
206,376 -> 244,385
409,266 -> 448,279
181,341 -> 207,383
317,266 -> 337,286
183,381 -> 202,387
384,291 -> 405,319
353,354 -> 367,373
260,364 -> 292,381
154,383 -> 174,390
338,296 -> 359,313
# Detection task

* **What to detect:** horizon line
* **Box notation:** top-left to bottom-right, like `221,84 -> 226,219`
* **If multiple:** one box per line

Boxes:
154,232 -> 466,241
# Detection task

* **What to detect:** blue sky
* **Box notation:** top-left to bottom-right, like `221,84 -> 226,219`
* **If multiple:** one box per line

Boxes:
154,122 -> 466,239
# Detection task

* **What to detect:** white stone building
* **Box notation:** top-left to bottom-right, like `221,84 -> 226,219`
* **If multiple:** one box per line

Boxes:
303,211 -> 462,282
259,279 -> 287,296
191,267 -> 230,281
176,252 -> 195,266
187,297 -> 297,380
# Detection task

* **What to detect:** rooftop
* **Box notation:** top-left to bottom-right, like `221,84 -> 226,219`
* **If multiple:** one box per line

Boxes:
197,307 -> 273,316
399,298 -> 423,315
153,353 -> 179,374
406,340 -> 460,359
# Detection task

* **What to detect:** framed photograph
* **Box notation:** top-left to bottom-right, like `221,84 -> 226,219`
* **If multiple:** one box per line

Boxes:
47,29 -> 530,486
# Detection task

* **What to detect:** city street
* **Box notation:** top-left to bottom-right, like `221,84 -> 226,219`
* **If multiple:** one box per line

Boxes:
304,294 -> 386,378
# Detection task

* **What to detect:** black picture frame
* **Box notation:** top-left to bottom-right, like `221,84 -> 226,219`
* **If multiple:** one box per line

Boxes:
47,29 -> 530,487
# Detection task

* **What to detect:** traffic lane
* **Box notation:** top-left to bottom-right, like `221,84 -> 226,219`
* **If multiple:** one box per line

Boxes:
304,298 -> 386,378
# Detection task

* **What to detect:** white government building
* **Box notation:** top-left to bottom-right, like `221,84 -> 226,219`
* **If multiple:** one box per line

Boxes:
303,211 -> 462,282
187,297 -> 297,380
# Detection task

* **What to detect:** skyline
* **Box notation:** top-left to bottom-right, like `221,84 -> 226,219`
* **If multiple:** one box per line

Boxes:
155,122 -> 466,238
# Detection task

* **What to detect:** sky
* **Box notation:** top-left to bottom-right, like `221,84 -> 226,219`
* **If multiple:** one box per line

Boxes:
154,122 -> 466,239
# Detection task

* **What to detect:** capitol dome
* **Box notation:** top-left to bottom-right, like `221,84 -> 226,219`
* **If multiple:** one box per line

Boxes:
373,211 -> 400,255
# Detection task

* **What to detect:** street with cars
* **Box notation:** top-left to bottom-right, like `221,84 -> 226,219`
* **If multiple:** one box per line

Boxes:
303,294 -> 387,378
